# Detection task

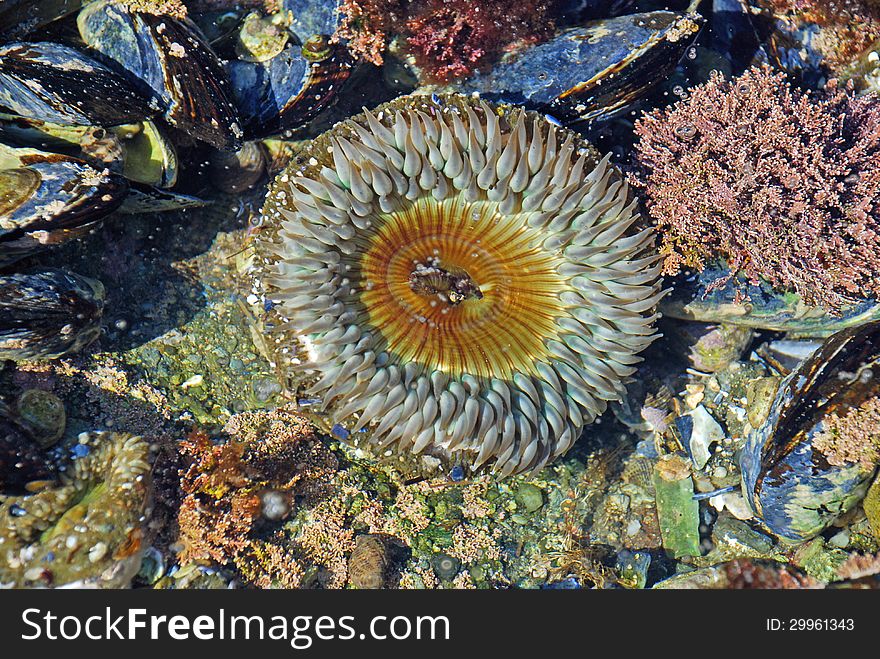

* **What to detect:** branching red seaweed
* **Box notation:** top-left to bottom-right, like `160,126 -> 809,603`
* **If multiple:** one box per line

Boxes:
334,0 -> 407,66
404,0 -> 554,82
632,65 -> 880,310
334,0 -> 555,81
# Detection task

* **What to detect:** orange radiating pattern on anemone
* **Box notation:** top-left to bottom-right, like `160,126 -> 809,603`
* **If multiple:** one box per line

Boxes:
351,195 -> 566,380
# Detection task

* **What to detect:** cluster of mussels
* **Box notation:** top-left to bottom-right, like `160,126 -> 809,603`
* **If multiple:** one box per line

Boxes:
1,0 -> 357,587
1,0 -> 355,359
2,0 -> 880,588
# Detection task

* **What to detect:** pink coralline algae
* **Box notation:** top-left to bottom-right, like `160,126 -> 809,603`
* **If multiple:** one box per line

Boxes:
632,65 -> 880,310
334,0 -> 406,66
336,0 -> 554,81
405,0 -> 555,83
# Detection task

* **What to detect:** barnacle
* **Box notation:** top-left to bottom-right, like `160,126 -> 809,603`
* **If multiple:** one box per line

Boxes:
0,431 -> 151,588
256,93 -> 662,475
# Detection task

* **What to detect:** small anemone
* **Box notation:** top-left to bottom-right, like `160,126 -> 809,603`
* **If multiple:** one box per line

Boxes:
0,431 -> 151,588
256,93 -> 663,475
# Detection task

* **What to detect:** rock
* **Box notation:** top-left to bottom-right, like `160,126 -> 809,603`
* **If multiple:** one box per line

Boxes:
515,484 -> 544,513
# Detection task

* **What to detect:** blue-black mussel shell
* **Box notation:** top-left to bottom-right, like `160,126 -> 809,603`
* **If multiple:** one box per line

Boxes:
0,41 -> 161,127
78,1 -> 244,150
460,11 -> 705,125
0,268 -> 105,361
740,321 -> 880,542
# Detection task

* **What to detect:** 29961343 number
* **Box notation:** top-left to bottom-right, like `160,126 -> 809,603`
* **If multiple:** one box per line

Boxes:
789,619 -> 854,631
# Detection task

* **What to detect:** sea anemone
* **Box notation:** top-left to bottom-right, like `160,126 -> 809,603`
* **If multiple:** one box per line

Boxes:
0,431 -> 151,588
256,94 -> 662,475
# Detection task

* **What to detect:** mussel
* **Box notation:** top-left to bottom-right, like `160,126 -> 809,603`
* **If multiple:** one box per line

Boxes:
0,1 -> 82,40
77,0 -> 244,150
740,321 -> 880,542
226,36 -> 355,139
0,41 -> 161,127
660,264 -> 880,337
1,143 -> 129,266
459,10 -> 704,125
0,269 -> 105,361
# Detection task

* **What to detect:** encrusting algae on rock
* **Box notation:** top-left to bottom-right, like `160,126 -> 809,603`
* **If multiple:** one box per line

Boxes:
255,92 -> 663,476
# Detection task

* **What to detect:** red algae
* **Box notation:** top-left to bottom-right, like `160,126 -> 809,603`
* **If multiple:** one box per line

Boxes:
335,0 -> 554,80
176,411 -> 340,587
404,0 -> 555,83
334,0 -> 407,66
632,65 -> 880,310
764,0 -> 880,71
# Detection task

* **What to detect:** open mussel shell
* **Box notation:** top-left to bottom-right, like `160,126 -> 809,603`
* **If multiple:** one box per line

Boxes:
227,37 -> 354,139
114,120 -> 178,188
1,144 -> 128,266
0,41 -> 162,127
0,112 -> 95,152
78,0 -> 244,150
740,321 -> 880,543
459,11 -> 704,125
0,116 -> 179,190
660,264 -> 880,337
0,269 -> 105,361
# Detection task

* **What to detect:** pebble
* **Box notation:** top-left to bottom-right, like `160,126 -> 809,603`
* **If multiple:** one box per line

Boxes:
181,374 -> 204,389
260,490 -> 291,520
515,484 -> 544,513
88,542 -> 108,563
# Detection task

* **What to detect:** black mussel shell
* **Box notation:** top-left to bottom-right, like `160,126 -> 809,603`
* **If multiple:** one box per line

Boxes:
0,269 -> 105,361
0,0 -> 83,40
1,145 -> 129,266
740,321 -> 880,542
0,402 -> 53,494
460,11 -> 704,125
0,41 -> 162,127
119,183 -> 209,214
226,40 -> 354,139
659,263 -> 880,335
78,1 -> 244,150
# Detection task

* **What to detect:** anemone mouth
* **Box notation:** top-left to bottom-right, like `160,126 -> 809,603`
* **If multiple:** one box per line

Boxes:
355,194 -> 566,380
257,93 -> 663,475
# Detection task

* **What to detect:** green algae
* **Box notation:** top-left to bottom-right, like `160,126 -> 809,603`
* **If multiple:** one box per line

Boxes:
653,454 -> 701,559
